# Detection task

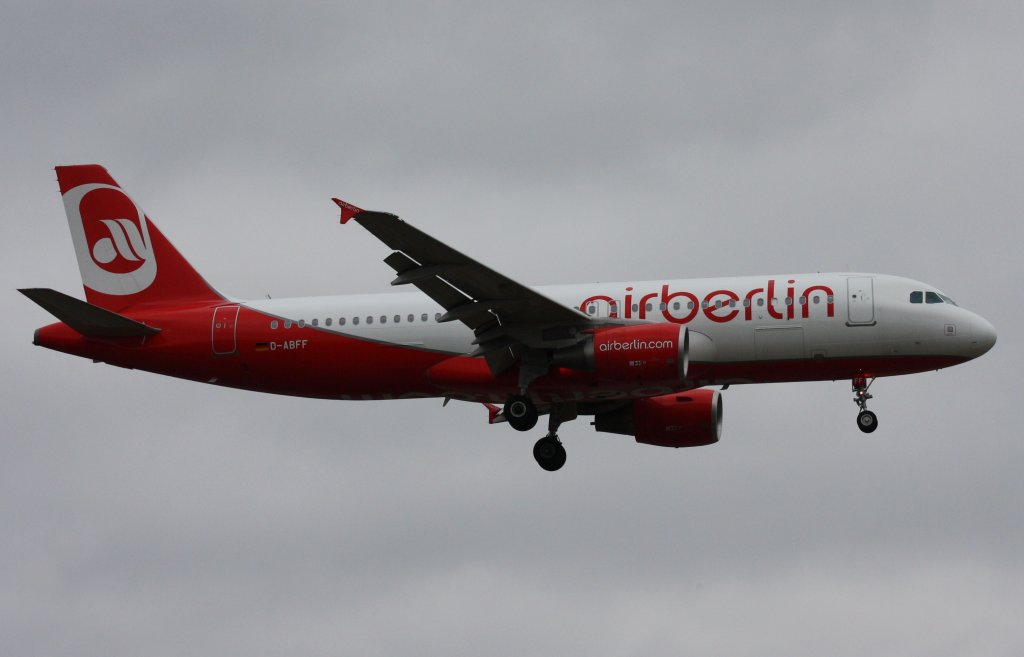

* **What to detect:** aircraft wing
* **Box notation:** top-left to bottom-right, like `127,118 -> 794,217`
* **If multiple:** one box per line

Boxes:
334,199 -> 630,373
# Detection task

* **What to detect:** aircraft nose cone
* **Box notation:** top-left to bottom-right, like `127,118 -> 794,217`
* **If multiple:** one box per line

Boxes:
970,315 -> 997,357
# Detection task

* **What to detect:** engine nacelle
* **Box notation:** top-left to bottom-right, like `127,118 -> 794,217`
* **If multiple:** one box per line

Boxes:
552,324 -> 688,385
594,388 -> 722,448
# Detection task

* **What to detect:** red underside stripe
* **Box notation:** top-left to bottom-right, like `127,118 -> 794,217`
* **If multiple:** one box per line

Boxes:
33,306 -> 969,402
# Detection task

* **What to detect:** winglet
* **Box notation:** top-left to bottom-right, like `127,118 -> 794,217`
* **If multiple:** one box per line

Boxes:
483,403 -> 505,425
332,198 -> 364,224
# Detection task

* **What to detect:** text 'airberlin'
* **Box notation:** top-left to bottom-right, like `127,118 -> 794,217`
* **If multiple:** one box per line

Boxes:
580,280 -> 836,324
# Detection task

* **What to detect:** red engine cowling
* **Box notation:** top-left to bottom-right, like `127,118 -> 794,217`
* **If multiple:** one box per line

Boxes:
594,388 -> 722,448
553,324 -> 688,385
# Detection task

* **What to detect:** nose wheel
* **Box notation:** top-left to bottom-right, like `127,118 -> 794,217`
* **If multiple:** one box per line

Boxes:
857,410 -> 878,433
852,376 -> 878,434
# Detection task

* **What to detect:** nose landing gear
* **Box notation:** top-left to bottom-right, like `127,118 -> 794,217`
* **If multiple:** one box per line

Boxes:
852,375 -> 878,433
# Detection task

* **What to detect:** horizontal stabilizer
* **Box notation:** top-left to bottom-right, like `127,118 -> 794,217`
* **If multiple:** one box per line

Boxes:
19,288 -> 161,337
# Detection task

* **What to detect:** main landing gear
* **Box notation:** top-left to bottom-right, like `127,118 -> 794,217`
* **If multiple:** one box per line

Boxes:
504,394 -> 538,431
852,375 -> 878,434
503,395 -> 574,471
533,435 -> 566,472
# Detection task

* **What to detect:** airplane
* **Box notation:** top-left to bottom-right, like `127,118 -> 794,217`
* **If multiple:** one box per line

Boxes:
20,165 -> 997,471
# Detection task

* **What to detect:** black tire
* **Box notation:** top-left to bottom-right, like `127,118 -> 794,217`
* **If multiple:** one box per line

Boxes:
504,395 -> 538,432
533,437 -> 567,472
857,410 -> 878,434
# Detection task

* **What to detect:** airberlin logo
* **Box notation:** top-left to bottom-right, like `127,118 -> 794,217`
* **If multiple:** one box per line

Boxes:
580,281 -> 836,325
599,339 -> 673,352
91,218 -> 151,266
64,183 -> 157,295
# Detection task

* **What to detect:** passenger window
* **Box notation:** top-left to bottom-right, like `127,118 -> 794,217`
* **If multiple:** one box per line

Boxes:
352,317 -> 359,325
728,300 -> 736,308
298,320 -> 306,328
311,318 -> 318,327
339,317 -> 346,326
326,318 -> 332,327
408,314 -> 414,322
380,315 -> 387,324
284,320 -> 292,328
925,292 -> 942,304
610,303 -> 618,313
367,316 -> 374,324
270,320 -> 279,329
742,299 -> 750,307
798,296 -> 806,305
632,304 -> 639,313
587,305 -> 596,315
394,315 -> 401,323
435,313 -> 441,321
813,296 -> 820,304
826,295 -> 834,304
910,291 -> 923,303
645,303 -> 652,312
673,302 -> 680,310
701,301 -> 709,309
756,298 -> 764,307
784,297 -> 793,306
421,313 -> 428,322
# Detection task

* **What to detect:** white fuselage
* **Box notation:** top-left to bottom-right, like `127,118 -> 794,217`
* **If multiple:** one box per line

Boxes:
243,273 -> 996,373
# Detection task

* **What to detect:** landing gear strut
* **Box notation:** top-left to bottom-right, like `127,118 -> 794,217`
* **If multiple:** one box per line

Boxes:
532,404 -> 576,472
852,375 -> 878,433
504,394 -> 538,432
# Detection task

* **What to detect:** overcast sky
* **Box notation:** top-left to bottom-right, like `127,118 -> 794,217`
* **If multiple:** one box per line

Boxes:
3,2 -> 1022,655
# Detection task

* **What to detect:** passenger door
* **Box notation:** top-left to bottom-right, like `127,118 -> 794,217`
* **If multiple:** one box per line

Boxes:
846,277 -> 875,326
212,304 -> 240,355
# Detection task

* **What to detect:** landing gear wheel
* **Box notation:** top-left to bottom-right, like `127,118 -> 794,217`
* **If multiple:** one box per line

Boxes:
857,410 -> 878,434
533,436 -> 567,472
504,395 -> 538,432
851,376 -> 878,435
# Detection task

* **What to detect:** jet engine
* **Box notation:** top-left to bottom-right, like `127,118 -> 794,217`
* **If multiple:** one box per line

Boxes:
594,388 -> 722,448
552,324 -> 689,385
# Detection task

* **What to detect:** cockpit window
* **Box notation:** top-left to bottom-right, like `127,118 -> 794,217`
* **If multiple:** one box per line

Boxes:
911,290 -> 957,306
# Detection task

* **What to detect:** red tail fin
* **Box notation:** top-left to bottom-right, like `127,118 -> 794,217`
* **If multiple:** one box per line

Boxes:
56,165 -> 223,312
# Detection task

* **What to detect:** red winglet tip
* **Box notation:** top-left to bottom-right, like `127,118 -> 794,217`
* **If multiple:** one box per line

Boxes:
483,403 -> 501,424
332,197 -> 364,224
